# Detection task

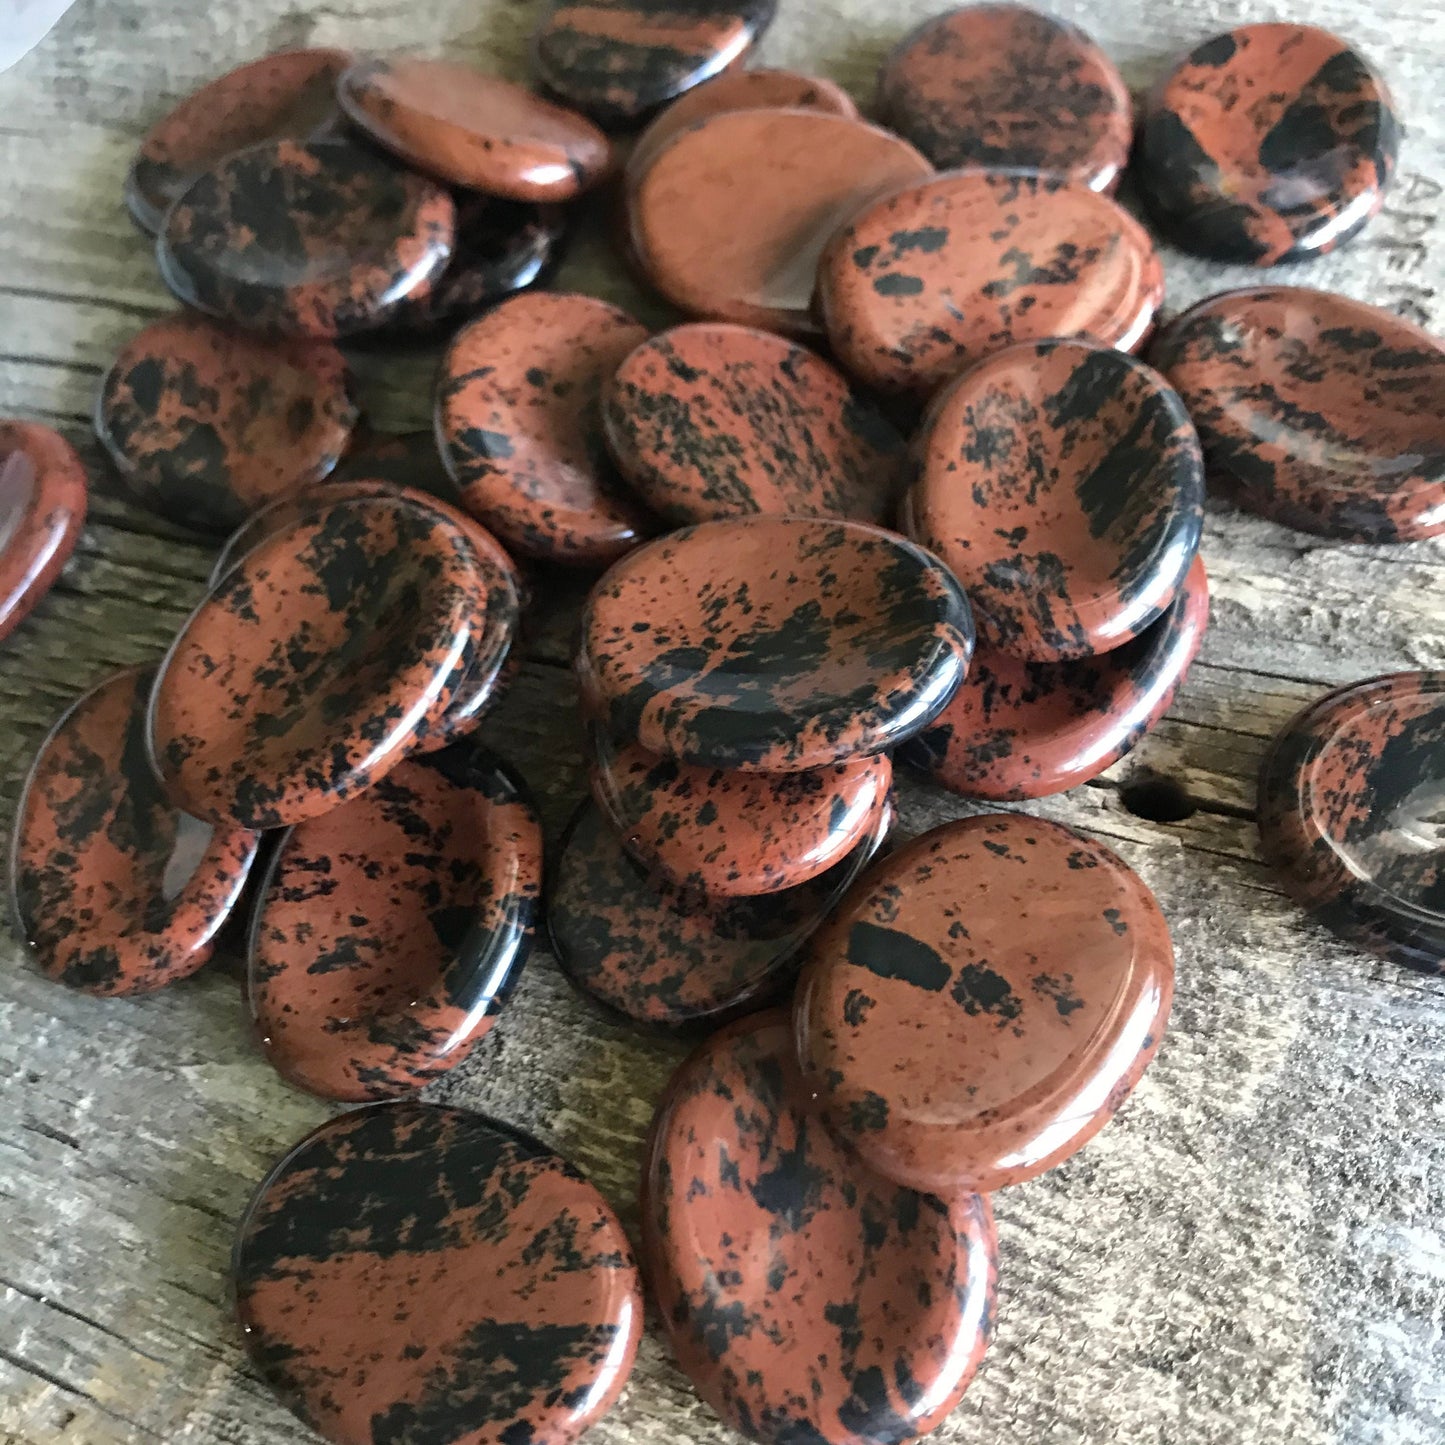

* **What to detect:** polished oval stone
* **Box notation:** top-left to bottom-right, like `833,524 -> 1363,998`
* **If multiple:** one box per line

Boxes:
96,313 -> 357,533
0,421 -> 87,643
125,48 -> 350,235
549,800 -> 888,1031
591,730 -> 893,895
819,168 -> 1163,397
437,291 -> 656,566
641,1012 -> 996,1443
338,57 -> 613,200
1258,671 -> 1445,974
249,745 -> 542,1100
601,323 -> 905,525
150,494 -> 500,828
795,812 -> 1174,1194
577,516 -> 974,771
158,138 -> 456,338
234,1102 -> 642,1445
330,427 -> 463,506
533,0 -> 776,125
903,555 -> 1210,799
630,108 -> 932,336
1137,24 -> 1399,264
877,3 -> 1131,191
901,338 -> 1203,660
1151,287 -> 1445,542
11,667 -> 260,996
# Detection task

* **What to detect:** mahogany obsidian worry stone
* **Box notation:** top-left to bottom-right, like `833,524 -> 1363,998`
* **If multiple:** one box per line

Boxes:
576,515 -> 975,771
11,667 -> 260,997
158,138 -> 456,338
901,338 -> 1204,661
640,1012 -> 996,1444
877,3 -> 1131,192
1137,24 -> 1399,265
96,313 -> 358,534
248,745 -> 542,1100
532,0 -> 777,126
904,555 -> 1210,800
601,322 -> 905,526
0,421 -> 87,644
124,48 -> 350,235
330,428 -> 463,506
795,813 -> 1175,1194
548,800 -> 888,1032
1150,287 -> 1445,543
233,1102 -> 643,1445
1258,671 -> 1445,974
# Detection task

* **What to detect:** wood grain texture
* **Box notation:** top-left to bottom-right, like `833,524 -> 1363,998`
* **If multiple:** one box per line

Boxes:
1,0 -> 1443,1442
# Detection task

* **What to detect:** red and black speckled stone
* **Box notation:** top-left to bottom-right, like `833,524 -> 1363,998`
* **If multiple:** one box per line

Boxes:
901,338 -> 1204,661
1137,24 -> 1399,265
11,667 -> 260,997
234,1101 -> 642,1445
577,515 -> 975,771
641,1011 -> 996,1444
158,138 -> 456,338
330,428 -> 464,507
1258,671 -> 1445,974
795,813 -> 1175,1194
1150,287 -> 1445,543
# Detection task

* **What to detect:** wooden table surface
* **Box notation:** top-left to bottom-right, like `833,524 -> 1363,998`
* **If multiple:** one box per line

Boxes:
1,0 -> 1443,1442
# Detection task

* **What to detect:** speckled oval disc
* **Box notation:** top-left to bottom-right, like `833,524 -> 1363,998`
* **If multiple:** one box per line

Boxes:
234,1101 -> 642,1445
629,108 -> 932,336
1137,24 -> 1399,264
437,291 -> 656,566
641,1012 -> 996,1443
877,3 -> 1131,191
819,168 -> 1163,397
1150,287 -> 1445,542
96,312 -> 357,533
577,515 -> 975,771
11,667 -> 260,996
795,813 -> 1175,1194
1258,671 -> 1445,974
903,555 -> 1210,799
601,323 -> 905,525
901,338 -> 1204,660
0,421 -> 87,643
125,48 -> 350,234
158,138 -> 456,338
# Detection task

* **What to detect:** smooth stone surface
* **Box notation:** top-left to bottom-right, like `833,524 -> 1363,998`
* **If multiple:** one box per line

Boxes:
549,800 -> 888,1031
901,338 -> 1204,660
234,1102 -> 642,1445
1137,24 -> 1399,264
590,731 -> 893,895
11,667 -> 260,996
819,169 -> 1163,397
601,323 -> 905,525
249,745 -> 542,1100
330,427 -> 463,506
903,555 -> 1210,799
1151,286 -> 1445,542
878,3 -> 1131,191
437,291 -> 656,565
577,515 -> 975,771
0,420 -> 87,643
532,0 -> 776,125
125,48 -> 350,235
96,312 -> 357,533
629,108 -> 932,336
158,138 -> 456,338
641,1012 -> 996,1444
1258,671 -> 1445,974
795,812 -> 1175,1194
337,57 -> 613,200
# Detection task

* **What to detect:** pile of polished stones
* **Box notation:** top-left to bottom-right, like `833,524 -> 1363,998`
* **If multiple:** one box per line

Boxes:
6,2 -> 1443,1442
